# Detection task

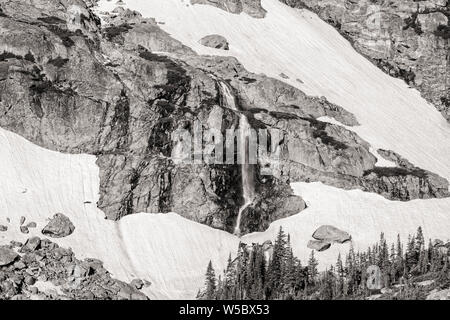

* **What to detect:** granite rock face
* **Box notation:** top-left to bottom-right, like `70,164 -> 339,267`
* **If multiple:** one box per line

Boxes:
0,246 -> 18,266
307,240 -> 332,252
42,214 -> 75,238
312,225 -> 351,244
0,0 -> 448,236
191,0 -> 267,18
0,0 -> 303,234
0,237 -> 149,300
199,34 -> 230,50
279,0 -> 450,122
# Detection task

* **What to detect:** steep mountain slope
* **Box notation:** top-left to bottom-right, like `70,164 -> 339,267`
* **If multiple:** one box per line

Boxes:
245,182 -> 450,270
97,0 -> 450,183
0,127 -> 240,299
0,0 -> 449,300
1,125 -> 449,299
280,0 -> 450,122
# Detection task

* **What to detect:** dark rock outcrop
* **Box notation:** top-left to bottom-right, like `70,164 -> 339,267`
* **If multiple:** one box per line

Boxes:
20,237 -> 41,253
42,214 -> 75,238
312,225 -> 351,243
307,240 -> 331,252
0,237 -> 149,300
279,0 -> 450,122
0,0 -> 447,236
0,246 -> 18,266
361,167 -> 450,200
191,0 -> 267,18
199,34 -> 230,50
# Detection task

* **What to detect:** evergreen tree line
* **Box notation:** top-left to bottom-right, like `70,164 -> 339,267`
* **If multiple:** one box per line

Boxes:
199,226 -> 450,300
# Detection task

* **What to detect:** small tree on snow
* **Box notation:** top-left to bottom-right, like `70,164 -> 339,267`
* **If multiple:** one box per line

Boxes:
205,260 -> 217,300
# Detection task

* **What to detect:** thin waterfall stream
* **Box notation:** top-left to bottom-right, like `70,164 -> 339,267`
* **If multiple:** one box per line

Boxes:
219,82 -> 255,236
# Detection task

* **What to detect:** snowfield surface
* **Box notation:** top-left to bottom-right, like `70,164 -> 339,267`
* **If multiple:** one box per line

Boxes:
1,127 -> 449,299
0,0 -> 449,300
245,183 -> 450,268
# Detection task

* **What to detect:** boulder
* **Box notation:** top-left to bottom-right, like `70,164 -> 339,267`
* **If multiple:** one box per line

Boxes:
10,241 -> 23,248
191,0 -> 267,18
0,246 -> 19,266
26,222 -> 37,228
117,283 -> 148,300
21,237 -> 41,252
307,240 -> 331,252
199,34 -> 229,50
130,279 -> 144,290
0,225 -> 7,232
24,276 -> 36,286
427,288 -> 450,300
13,261 -> 26,270
283,0 -> 450,122
20,226 -> 29,234
312,225 -> 351,244
42,214 -> 75,238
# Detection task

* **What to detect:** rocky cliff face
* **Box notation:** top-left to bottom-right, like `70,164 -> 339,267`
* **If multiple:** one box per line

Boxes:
0,237 -> 149,300
191,0 -> 267,18
0,0 -> 448,235
279,0 -> 450,122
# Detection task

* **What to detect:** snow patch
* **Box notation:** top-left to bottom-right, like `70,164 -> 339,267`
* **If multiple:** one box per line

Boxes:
244,182 -> 450,268
0,128 -> 239,299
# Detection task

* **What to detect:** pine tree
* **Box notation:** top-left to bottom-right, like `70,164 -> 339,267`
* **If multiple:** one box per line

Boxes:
406,235 -> 417,271
204,260 -> 217,300
268,227 -> 288,292
396,234 -> 403,259
282,235 -> 296,294
415,227 -> 425,254
308,250 -> 319,285
335,253 -> 345,297
201,225 -> 448,301
222,253 -> 235,299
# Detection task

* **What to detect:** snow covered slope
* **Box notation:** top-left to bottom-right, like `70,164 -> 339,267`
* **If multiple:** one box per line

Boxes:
1,126 -> 449,299
0,128 -> 239,299
1,0 -> 449,300
97,0 -> 450,182
245,182 -> 450,268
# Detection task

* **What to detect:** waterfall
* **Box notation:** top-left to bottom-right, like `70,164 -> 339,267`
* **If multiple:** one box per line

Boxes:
219,82 -> 255,236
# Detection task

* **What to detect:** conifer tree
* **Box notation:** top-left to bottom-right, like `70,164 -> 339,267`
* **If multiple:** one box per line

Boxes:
308,250 -> 319,285
268,227 -> 287,291
205,260 -> 217,300
335,253 -> 345,297
201,225 -> 449,301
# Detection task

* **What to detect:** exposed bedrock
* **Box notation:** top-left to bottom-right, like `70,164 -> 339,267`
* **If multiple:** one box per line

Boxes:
199,34 -> 230,50
191,0 -> 267,18
278,0 -> 450,122
312,225 -> 351,244
0,237 -> 149,300
0,0 -> 448,235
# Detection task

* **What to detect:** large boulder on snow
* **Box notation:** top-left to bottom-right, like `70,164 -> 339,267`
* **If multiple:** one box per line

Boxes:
191,0 -> 267,18
0,246 -> 19,266
312,225 -> 351,244
307,240 -> 331,252
199,34 -> 229,50
42,213 -> 75,238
